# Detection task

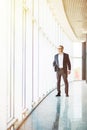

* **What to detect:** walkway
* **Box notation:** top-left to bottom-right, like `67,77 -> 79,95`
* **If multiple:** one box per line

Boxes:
17,81 -> 87,130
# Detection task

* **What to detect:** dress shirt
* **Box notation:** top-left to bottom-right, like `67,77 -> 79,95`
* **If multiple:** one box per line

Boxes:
58,53 -> 63,68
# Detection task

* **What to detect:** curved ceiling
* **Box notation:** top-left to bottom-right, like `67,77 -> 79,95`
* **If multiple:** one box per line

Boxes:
62,0 -> 87,42
47,0 -> 87,42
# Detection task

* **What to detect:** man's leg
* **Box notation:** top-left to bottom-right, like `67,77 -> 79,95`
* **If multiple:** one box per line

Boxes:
62,72 -> 69,96
56,71 -> 61,95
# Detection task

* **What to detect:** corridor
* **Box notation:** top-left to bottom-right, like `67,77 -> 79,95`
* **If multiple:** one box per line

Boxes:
0,0 -> 87,130
17,81 -> 87,130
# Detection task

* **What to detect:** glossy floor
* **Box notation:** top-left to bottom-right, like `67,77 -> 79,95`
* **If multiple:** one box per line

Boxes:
18,81 -> 87,130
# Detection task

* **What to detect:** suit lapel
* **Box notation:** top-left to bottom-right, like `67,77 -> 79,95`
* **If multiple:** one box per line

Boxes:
57,53 -> 65,67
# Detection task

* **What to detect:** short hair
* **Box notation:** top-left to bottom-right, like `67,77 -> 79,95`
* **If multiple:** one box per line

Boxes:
58,45 -> 64,49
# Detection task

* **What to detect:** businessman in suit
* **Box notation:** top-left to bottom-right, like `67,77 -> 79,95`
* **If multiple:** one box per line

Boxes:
53,45 -> 71,97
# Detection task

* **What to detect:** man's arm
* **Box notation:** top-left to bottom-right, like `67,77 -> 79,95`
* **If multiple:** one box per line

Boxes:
53,55 -> 56,66
67,54 -> 71,74
53,55 -> 58,72
53,61 -> 56,66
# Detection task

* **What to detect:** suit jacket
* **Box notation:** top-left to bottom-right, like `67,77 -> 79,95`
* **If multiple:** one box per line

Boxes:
53,53 -> 71,73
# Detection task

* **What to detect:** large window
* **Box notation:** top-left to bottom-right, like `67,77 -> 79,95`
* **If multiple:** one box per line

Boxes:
73,43 -> 82,80
7,0 -> 15,122
26,0 -> 33,109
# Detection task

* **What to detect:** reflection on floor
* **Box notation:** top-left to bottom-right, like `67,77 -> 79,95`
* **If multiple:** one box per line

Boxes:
18,81 -> 87,130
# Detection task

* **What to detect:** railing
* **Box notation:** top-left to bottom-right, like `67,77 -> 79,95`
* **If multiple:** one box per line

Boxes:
7,118 -> 18,130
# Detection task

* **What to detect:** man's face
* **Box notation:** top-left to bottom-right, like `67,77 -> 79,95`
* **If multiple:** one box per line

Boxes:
58,47 -> 63,54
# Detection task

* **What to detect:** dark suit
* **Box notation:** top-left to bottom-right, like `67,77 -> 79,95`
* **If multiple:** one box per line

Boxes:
53,53 -> 71,95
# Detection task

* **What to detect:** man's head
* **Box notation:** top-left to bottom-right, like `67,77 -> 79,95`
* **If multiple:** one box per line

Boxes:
57,45 -> 64,54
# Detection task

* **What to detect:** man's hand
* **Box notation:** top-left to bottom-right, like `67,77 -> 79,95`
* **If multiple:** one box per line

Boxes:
67,70 -> 71,74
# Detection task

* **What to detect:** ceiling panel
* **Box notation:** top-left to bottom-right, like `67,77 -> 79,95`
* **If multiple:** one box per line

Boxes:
47,0 -> 87,42
62,0 -> 87,42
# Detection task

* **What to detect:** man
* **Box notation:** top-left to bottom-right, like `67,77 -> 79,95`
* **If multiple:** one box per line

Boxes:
53,45 -> 71,97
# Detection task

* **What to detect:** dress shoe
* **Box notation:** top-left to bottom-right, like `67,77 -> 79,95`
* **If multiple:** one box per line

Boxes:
56,93 -> 61,97
66,94 -> 69,97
